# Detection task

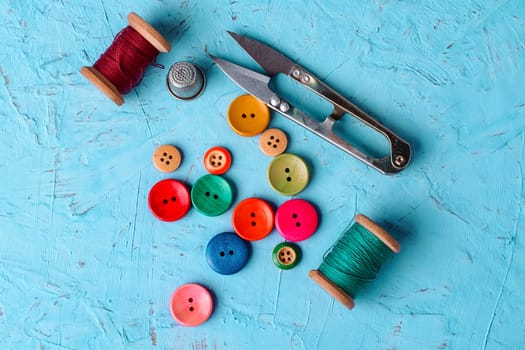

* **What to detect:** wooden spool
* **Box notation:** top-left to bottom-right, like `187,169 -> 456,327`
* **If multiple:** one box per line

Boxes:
309,214 -> 400,310
80,12 -> 171,106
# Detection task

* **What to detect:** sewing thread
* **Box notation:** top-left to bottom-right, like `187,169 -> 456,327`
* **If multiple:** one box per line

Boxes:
309,214 -> 400,309
93,26 -> 159,94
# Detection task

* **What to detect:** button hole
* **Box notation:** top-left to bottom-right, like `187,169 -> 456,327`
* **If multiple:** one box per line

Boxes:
276,139 -> 280,143
169,155 -> 173,159
296,222 -> 301,227
188,298 -> 193,303
166,161 -> 170,165
250,113 -> 256,118
251,221 -> 256,226
171,197 -> 176,202
242,113 -> 247,118
160,158 -> 164,162
273,145 -> 277,148
220,251 -> 225,256
292,213 -> 297,218
213,194 -> 219,200
163,152 -> 167,156
267,142 -> 272,146
270,136 -> 274,140
163,199 -> 168,204
229,250 -> 234,255
250,212 -> 255,217
286,177 -> 292,182
205,192 -> 210,197
285,168 -> 290,173
189,306 -> 194,312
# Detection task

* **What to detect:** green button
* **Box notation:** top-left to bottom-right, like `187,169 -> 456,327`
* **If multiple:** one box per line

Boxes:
267,153 -> 309,196
191,174 -> 233,216
272,242 -> 301,270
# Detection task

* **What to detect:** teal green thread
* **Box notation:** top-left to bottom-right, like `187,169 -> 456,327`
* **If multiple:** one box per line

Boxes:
318,222 -> 393,298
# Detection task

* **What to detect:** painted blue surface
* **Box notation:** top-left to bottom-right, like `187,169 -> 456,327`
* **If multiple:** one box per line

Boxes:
1,1 -> 524,349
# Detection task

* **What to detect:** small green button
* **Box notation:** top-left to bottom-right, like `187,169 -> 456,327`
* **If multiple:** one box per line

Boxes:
272,242 -> 301,270
191,174 -> 233,216
267,153 -> 309,196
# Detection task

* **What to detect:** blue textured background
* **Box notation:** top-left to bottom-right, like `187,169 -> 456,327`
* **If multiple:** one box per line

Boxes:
1,1 -> 524,349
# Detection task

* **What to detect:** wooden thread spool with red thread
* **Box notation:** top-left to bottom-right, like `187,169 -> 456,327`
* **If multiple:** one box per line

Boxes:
80,12 -> 171,106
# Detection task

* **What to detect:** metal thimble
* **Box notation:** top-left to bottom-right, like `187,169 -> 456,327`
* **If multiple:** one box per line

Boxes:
166,62 -> 206,100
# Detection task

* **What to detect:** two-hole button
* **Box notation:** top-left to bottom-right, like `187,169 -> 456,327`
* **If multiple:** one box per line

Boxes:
267,153 -> 309,196
170,283 -> 213,326
191,174 -> 233,216
275,199 -> 319,242
147,179 -> 191,221
227,94 -> 270,136
206,232 -> 250,275
232,198 -> 274,241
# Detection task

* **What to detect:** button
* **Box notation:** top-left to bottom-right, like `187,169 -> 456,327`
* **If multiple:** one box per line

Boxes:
170,283 -> 213,326
275,199 -> 318,242
267,153 -> 309,196
259,128 -> 288,157
148,179 -> 191,221
206,232 -> 250,275
191,174 -> 233,216
227,94 -> 270,136
152,144 -> 182,172
232,198 -> 274,241
203,146 -> 232,175
272,242 -> 301,270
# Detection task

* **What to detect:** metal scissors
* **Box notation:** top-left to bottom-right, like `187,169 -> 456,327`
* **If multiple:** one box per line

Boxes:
210,32 -> 411,175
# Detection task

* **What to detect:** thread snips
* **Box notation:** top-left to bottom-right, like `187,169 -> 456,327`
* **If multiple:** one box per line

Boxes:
211,31 -> 411,175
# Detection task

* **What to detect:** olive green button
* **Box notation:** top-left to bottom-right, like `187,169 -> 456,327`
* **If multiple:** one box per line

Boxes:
191,174 -> 233,216
267,153 -> 309,196
272,242 -> 301,270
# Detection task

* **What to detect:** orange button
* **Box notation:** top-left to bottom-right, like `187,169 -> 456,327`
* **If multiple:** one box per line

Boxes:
204,146 -> 232,175
259,128 -> 288,156
227,94 -> 270,136
153,144 -> 182,172
232,198 -> 274,241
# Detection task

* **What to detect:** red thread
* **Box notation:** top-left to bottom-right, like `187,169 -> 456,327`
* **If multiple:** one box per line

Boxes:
93,26 -> 159,94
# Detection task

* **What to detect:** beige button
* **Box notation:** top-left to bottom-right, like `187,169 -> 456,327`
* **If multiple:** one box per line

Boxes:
259,128 -> 288,156
153,145 -> 182,172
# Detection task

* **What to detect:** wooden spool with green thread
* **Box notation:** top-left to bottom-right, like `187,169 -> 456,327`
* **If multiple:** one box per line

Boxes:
309,214 -> 400,310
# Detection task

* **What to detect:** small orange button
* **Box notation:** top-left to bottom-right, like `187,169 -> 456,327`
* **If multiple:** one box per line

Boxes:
153,144 -> 182,172
204,146 -> 232,175
232,198 -> 274,241
227,94 -> 270,137
259,128 -> 288,156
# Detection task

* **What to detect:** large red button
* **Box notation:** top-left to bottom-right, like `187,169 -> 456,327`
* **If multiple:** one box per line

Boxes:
170,283 -> 213,326
232,198 -> 274,241
148,179 -> 191,221
275,199 -> 318,241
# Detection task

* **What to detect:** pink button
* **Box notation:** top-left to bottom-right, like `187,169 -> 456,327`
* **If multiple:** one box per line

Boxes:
275,199 -> 319,242
170,284 -> 213,326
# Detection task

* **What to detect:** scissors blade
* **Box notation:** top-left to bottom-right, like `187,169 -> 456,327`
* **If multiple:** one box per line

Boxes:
210,55 -> 275,102
227,31 -> 294,76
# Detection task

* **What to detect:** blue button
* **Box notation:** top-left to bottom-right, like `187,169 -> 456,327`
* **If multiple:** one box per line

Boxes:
206,232 -> 250,275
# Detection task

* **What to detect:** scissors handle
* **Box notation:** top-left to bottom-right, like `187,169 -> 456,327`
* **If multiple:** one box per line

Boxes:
286,64 -> 411,172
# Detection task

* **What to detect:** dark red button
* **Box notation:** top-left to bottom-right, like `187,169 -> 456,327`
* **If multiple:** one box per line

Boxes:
148,179 -> 191,221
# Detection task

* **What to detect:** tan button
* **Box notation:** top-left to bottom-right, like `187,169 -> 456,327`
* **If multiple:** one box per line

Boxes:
259,128 -> 288,156
153,145 -> 182,172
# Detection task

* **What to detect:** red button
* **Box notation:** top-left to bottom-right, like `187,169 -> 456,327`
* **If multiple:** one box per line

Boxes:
170,283 -> 213,326
275,199 -> 318,242
148,179 -> 191,221
232,198 -> 274,241
204,146 -> 232,175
